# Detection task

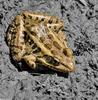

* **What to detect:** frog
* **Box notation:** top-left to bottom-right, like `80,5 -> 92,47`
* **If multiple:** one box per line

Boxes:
5,11 -> 75,73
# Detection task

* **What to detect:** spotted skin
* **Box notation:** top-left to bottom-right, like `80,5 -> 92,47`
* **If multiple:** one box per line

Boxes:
6,11 -> 75,73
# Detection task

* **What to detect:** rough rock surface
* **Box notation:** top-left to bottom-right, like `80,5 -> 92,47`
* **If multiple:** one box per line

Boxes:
0,0 -> 98,100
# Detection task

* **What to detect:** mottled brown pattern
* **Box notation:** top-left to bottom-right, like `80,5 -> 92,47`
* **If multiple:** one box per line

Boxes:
6,11 -> 75,73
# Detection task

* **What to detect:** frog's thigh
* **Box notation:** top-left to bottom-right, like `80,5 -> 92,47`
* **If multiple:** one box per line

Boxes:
23,54 -> 36,69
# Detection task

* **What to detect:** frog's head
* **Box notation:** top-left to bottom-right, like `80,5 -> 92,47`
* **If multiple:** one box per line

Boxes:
36,53 -> 75,73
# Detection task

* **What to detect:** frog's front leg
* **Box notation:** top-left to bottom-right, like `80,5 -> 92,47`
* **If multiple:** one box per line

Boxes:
22,54 -> 36,69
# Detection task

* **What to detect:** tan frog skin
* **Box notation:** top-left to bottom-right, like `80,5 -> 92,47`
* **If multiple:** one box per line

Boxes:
6,11 -> 75,73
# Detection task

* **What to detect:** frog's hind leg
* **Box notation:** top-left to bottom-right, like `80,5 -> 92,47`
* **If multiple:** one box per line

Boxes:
22,54 -> 36,69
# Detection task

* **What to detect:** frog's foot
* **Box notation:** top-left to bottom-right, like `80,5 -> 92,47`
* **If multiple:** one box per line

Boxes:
22,54 -> 36,69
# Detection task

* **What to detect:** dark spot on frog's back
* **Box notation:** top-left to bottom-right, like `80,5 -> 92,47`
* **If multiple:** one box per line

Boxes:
22,14 -> 26,19
49,26 -> 51,28
48,20 -> 52,24
41,18 -> 45,21
44,43 -> 52,49
11,34 -> 16,40
40,37 -> 45,42
28,15 -> 32,19
36,17 -> 38,20
15,22 -> 20,27
63,48 -> 67,56
51,49 -> 57,55
53,41 -> 61,50
48,34 -> 53,40
54,26 -> 56,29
31,32 -> 37,36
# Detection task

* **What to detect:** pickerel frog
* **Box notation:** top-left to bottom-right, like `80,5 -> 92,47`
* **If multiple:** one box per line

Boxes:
6,11 -> 75,73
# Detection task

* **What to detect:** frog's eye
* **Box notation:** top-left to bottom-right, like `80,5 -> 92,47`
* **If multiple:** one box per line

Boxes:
44,55 -> 60,66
